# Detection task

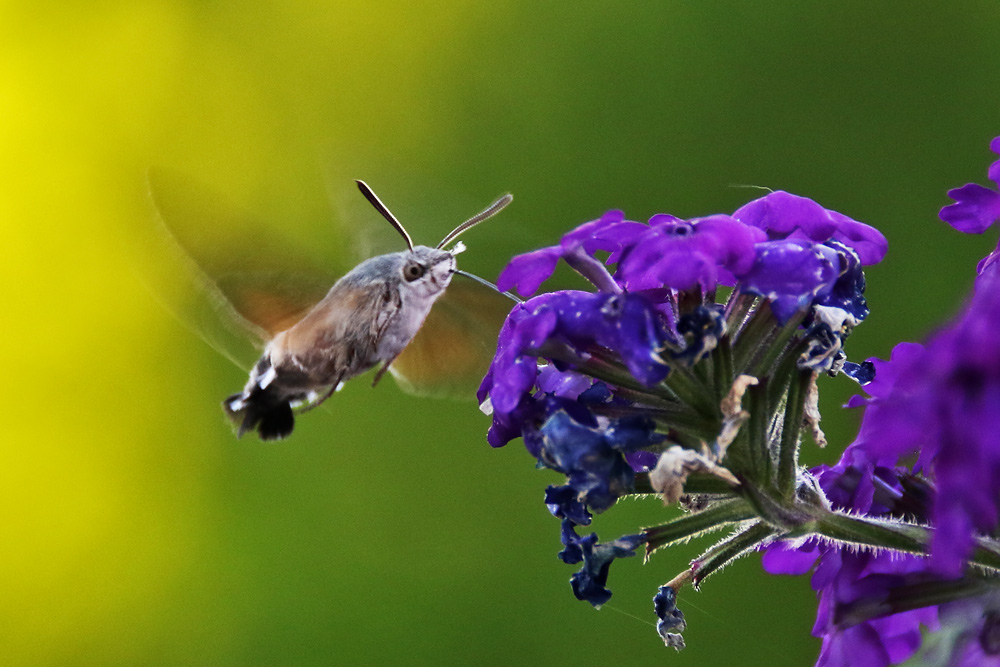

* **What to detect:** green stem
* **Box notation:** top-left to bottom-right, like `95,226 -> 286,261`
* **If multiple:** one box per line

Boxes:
776,370 -> 810,498
731,303 -> 775,373
804,511 -> 927,555
578,351 -> 663,394
690,520 -> 778,587
694,351 -> 713,387
834,578 -> 997,629
735,379 -> 771,484
739,476 -> 812,528
806,510 -> 1000,574
644,498 -> 758,555
659,362 -> 718,421
745,308 -> 807,380
764,337 -> 808,413
711,335 -> 734,408
974,535 -> 1000,572
724,292 -> 757,337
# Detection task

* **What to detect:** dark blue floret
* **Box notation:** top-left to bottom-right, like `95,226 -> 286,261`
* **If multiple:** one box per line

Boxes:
535,409 -> 667,514
569,533 -> 645,607
546,485 -> 593,527
603,415 -> 668,451
674,304 -> 726,365
539,411 -> 636,513
557,519 -> 590,564
814,241 -> 869,323
513,394 -> 598,457
578,381 -> 614,404
843,360 -> 876,385
799,318 -> 845,374
653,585 -> 687,647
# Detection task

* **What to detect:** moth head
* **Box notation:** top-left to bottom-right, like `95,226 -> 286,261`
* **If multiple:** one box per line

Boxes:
354,179 -> 515,302
399,246 -> 456,298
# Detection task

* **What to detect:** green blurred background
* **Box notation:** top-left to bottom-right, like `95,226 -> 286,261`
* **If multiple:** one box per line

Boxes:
3,1 -> 1000,665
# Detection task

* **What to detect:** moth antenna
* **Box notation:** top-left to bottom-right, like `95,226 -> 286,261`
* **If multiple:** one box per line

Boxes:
727,183 -> 775,193
454,269 -> 523,304
356,180 -> 414,251
437,193 -> 513,250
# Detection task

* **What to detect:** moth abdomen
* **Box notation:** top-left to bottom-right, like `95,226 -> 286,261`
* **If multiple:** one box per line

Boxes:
223,387 -> 295,441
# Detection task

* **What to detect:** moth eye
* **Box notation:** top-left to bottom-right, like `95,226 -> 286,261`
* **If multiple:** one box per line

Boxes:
403,262 -> 426,282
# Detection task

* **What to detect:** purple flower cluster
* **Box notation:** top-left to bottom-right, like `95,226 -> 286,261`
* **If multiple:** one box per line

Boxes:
481,190 -> 886,448
477,135 -> 1000,664
480,290 -> 672,448
762,136 -> 1000,666
835,136 -> 1000,577
479,189 -> 886,611
762,450 -> 941,666
845,282 -> 1000,576
495,193 -> 885,316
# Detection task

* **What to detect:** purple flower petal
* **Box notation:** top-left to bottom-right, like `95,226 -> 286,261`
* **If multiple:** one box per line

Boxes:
561,209 -> 627,254
495,210 -> 647,295
988,136 -> 1000,185
536,365 -> 593,398
625,449 -> 658,472
934,596 -> 1000,666
616,214 -> 762,292
735,190 -> 839,239
940,183 -> 1000,234
590,220 -> 652,263
496,246 -> 562,297
479,291 -> 672,448
739,240 -> 841,323
761,541 -> 820,575
734,191 -> 887,265
940,136 -> 1000,235
827,210 -> 889,265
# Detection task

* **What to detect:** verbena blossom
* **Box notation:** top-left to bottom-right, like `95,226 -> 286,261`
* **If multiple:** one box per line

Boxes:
761,448 -> 942,666
479,136 -> 1000,665
479,188 -> 886,615
762,136 -> 1000,666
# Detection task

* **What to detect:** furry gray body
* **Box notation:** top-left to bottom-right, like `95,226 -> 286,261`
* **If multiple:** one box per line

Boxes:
224,246 -> 456,439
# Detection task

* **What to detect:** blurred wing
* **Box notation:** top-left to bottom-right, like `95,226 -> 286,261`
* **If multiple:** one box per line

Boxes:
213,272 -> 332,339
388,279 -> 514,398
146,168 -> 338,367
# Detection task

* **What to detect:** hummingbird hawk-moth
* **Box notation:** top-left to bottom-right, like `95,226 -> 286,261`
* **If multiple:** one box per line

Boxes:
148,172 -> 514,440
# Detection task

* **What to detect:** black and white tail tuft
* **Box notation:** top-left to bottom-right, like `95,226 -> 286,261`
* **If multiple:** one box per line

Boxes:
223,388 -> 295,440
